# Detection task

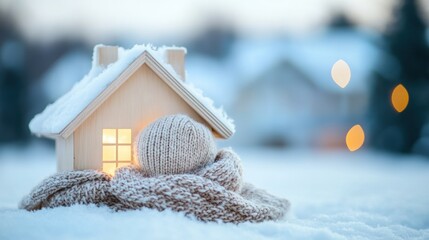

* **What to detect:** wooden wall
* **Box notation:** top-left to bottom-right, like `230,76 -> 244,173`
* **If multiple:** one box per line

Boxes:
56,134 -> 74,171
73,64 -> 210,170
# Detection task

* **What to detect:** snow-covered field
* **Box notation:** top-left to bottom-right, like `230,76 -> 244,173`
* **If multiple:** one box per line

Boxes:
0,143 -> 428,240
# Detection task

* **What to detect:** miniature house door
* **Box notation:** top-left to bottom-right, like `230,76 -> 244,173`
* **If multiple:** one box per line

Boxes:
102,128 -> 132,175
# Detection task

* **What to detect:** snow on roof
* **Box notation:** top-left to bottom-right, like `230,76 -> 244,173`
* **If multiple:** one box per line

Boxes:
30,44 -> 235,137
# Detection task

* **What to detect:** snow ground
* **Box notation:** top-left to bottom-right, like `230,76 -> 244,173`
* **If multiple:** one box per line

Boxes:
0,143 -> 428,240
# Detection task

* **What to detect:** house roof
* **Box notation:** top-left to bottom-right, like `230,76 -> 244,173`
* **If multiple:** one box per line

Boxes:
29,44 -> 235,139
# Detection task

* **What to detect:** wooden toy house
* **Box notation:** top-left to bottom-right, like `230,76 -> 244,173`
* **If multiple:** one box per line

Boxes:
30,45 -> 235,175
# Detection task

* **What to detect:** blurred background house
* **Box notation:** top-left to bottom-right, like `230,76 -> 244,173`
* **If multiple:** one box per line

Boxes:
225,26 -> 378,148
0,0 -> 428,157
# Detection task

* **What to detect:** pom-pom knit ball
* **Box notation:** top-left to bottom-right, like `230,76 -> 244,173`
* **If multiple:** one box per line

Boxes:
136,114 -> 217,176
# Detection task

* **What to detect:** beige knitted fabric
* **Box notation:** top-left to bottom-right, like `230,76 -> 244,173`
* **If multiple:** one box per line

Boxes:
20,114 -> 290,223
20,149 -> 290,223
136,115 -> 217,176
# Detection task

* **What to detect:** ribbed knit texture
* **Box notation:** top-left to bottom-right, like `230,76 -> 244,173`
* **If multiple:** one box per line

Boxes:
20,149 -> 290,223
20,114 -> 290,223
136,115 -> 217,176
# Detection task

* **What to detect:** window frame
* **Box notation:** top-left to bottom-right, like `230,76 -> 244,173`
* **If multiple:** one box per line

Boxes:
102,128 -> 132,171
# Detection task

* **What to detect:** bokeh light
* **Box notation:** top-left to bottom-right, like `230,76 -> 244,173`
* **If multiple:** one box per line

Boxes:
346,124 -> 365,151
391,84 -> 409,113
331,59 -> 351,88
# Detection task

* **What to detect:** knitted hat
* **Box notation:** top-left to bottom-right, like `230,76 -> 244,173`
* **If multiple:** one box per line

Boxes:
135,114 -> 217,176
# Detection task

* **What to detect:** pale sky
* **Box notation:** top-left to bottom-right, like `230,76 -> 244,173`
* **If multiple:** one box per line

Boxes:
0,0 -> 425,43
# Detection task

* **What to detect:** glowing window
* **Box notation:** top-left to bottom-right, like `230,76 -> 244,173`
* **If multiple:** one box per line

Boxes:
102,163 -> 116,176
102,146 -> 116,161
102,129 -> 116,144
118,129 -> 131,144
102,128 -> 132,175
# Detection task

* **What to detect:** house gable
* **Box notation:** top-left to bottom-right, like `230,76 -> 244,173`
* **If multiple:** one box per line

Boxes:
60,51 -> 233,140
73,63 -> 213,170
29,45 -> 234,141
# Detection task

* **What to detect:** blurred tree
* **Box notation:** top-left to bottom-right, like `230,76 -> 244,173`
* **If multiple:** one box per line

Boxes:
187,25 -> 235,59
329,14 -> 355,29
0,15 -> 89,144
369,0 -> 429,153
0,16 -> 29,143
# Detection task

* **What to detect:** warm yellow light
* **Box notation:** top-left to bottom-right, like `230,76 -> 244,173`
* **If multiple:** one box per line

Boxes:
331,59 -> 351,88
103,129 -> 116,143
391,84 -> 409,113
102,128 -> 132,174
103,163 -> 116,175
103,145 -> 116,161
117,162 -> 131,168
118,129 -> 131,144
346,124 -> 365,151
118,145 -> 131,161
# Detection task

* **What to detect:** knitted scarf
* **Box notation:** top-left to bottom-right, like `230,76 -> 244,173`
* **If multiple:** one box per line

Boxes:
19,149 -> 290,223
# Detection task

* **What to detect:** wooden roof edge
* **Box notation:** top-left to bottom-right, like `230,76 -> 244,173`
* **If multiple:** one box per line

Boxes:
58,50 -> 234,139
59,51 -> 151,138
145,54 -> 234,139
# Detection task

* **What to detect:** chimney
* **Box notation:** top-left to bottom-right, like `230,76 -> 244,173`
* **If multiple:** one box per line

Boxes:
166,48 -> 186,80
95,45 -> 118,67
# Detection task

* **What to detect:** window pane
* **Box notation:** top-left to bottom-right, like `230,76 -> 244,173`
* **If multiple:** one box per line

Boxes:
118,162 -> 132,168
103,129 -> 116,144
103,163 -> 116,175
103,146 -> 116,161
118,145 -> 131,161
118,129 -> 131,144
